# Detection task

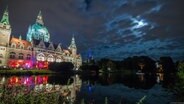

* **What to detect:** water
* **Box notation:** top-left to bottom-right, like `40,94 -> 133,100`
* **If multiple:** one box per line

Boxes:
0,73 -> 175,104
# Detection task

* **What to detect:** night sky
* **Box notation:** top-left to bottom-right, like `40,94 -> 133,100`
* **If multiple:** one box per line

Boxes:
0,0 -> 184,61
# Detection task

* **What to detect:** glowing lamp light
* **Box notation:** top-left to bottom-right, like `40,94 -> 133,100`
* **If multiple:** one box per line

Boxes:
24,80 -> 27,85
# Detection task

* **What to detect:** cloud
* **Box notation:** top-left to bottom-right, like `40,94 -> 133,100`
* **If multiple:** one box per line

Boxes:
90,39 -> 184,61
0,0 -> 183,60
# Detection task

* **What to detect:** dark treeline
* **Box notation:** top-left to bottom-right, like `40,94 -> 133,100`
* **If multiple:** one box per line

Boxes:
48,62 -> 74,73
81,56 -> 180,74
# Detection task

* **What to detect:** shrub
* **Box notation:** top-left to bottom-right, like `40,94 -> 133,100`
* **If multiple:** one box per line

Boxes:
49,62 -> 74,73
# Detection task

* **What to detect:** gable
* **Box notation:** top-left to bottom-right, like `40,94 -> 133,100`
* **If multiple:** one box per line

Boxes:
48,42 -> 54,50
38,40 -> 45,48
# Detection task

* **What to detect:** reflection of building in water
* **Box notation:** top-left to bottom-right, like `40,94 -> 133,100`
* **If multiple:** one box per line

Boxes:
156,73 -> 164,83
137,74 -> 144,82
63,75 -> 82,102
0,75 -> 82,103
155,62 -> 163,73
138,63 -> 145,71
0,77 -> 5,85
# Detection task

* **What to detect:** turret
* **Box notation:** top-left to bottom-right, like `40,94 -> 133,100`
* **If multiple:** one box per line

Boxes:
36,11 -> 44,25
19,35 -> 22,40
68,35 -> 77,56
0,7 -> 11,46
0,7 -> 11,66
26,25 -> 32,42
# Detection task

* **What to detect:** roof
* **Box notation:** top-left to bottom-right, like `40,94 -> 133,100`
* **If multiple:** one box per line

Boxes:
32,39 -> 62,50
10,37 -> 32,48
32,39 -> 40,46
44,42 -> 50,47
63,49 -> 71,54
53,44 -> 58,49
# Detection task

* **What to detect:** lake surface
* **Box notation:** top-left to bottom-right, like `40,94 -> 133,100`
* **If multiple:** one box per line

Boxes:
0,72 -> 175,104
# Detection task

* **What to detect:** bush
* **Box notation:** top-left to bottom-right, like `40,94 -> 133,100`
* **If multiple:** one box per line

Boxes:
173,62 -> 184,101
0,85 -> 61,104
49,62 -> 74,73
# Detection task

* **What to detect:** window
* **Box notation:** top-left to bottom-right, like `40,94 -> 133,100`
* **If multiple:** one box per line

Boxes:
0,54 -> 3,58
18,53 -> 24,59
56,57 -> 63,63
17,43 -> 24,49
11,43 -> 16,48
27,46 -> 32,50
26,54 -> 31,60
20,45 -> 24,49
37,53 -> 45,61
10,52 -> 16,59
47,55 -> 54,62
0,48 -> 4,50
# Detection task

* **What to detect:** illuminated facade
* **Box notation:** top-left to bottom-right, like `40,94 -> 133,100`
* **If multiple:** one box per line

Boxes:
26,11 -> 50,42
0,8 -> 82,69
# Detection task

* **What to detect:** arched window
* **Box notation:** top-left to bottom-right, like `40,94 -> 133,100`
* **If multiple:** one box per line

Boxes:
10,52 -> 16,59
47,54 -> 54,62
55,56 -> 63,63
37,53 -> 45,61
18,53 -> 24,59
11,43 -> 16,48
17,42 -> 24,49
26,54 -> 31,60
20,45 -> 24,49
27,46 -> 32,50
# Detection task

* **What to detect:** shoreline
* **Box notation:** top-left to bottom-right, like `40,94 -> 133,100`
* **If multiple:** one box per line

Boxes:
0,69 -> 55,75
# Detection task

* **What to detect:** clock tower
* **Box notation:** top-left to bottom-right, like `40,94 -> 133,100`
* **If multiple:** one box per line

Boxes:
0,7 -> 11,66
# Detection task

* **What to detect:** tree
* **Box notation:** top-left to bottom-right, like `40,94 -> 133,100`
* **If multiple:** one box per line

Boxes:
173,62 -> 184,101
48,62 -> 74,73
160,57 -> 176,74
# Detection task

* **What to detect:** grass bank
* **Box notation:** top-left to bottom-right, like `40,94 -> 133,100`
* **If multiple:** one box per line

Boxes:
0,69 -> 55,75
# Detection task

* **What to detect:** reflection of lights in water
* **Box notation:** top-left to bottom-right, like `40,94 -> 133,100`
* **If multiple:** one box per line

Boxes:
55,85 -> 60,91
75,74 -> 78,78
137,74 -> 144,81
156,73 -> 164,83
88,85 -> 92,93
39,84 -> 43,90
0,77 -> 6,84
34,85 -> 40,91
1,75 -> 82,103
46,84 -> 53,92
24,79 -> 27,85
157,76 -> 160,83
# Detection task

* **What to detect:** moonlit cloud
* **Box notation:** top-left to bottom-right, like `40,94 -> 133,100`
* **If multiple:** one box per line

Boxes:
131,18 -> 148,30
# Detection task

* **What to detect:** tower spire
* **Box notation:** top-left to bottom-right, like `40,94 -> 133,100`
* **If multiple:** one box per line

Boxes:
72,34 -> 75,44
70,34 -> 76,48
0,6 -> 10,25
19,35 -> 22,40
68,34 -> 77,55
36,10 -> 44,25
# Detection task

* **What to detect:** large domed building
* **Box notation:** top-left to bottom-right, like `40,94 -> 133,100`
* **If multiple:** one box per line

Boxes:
0,8 -> 82,69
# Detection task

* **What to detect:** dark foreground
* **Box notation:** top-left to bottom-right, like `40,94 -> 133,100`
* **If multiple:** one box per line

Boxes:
0,72 -> 179,104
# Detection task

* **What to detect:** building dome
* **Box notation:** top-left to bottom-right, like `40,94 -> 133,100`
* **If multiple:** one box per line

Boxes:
26,11 -> 50,42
